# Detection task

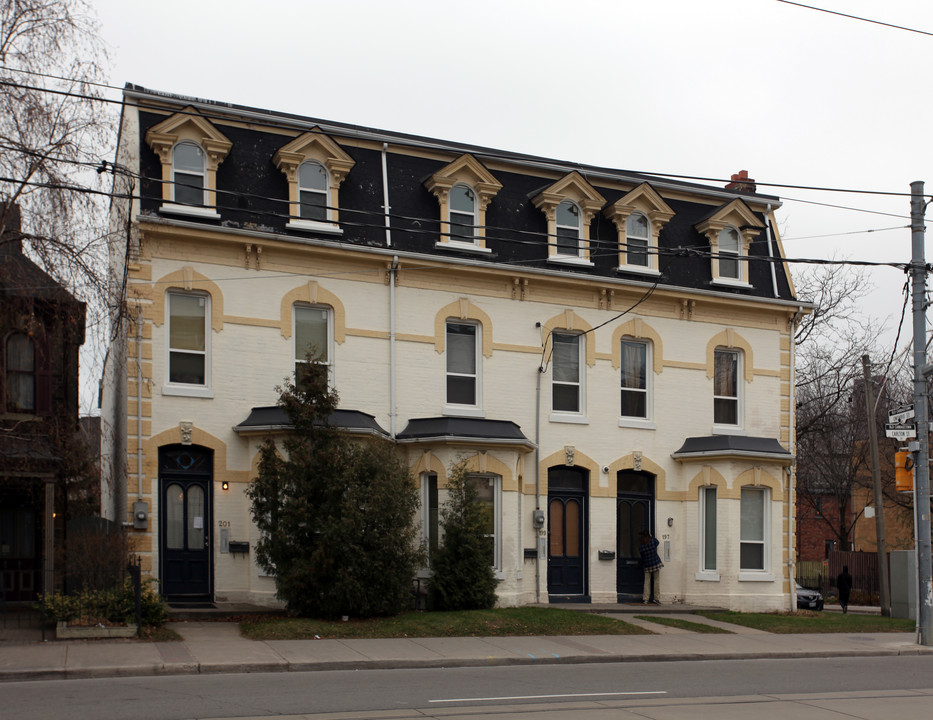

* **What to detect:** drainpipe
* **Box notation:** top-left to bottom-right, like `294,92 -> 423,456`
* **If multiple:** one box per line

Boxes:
789,305 -> 803,611
382,143 -> 396,437
136,305 -> 144,502
382,144 -> 392,249
534,323 -> 544,604
764,205 -> 780,298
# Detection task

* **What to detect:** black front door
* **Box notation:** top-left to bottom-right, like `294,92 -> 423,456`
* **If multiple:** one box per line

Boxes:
617,471 -> 654,602
159,446 -> 212,601
547,466 -> 588,601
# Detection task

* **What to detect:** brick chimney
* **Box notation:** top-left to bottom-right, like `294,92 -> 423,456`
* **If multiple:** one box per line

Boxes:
725,170 -> 756,194
0,202 -> 23,254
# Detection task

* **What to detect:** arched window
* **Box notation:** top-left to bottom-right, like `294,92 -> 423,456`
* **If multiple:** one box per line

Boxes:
556,200 -> 581,256
449,184 -> 476,242
172,142 -> 206,206
626,213 -> 650,267
713,347 -> 741,426
718,227 -> 740,279
298,161 -> 328,221
6,333 -> 35,412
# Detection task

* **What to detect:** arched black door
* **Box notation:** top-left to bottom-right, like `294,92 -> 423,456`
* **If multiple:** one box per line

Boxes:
547,466 -> 588,601
617,470 -> 654,602
159,445 -> 212,601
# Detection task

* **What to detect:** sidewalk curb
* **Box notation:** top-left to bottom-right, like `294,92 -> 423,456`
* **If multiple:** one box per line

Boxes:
3,646 -> 931,683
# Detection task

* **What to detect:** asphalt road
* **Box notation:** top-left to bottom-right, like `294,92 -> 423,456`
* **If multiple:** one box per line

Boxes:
7,655 -> 933,719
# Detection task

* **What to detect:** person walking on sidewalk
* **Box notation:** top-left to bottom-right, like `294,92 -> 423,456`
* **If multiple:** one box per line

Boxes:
837,565 -> 853,613
639,529 -> 663,604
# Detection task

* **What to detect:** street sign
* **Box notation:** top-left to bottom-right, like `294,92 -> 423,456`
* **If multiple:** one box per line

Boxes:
889,404 -> 915,424
885,423 -> 917,440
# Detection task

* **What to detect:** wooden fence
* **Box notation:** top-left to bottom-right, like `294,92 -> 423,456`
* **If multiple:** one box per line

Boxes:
795,550 -> 885,605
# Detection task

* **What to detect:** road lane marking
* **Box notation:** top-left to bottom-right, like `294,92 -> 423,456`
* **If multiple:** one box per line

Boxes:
430,691 -> 667,703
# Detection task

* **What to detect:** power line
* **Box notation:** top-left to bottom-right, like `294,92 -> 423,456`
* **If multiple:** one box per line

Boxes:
776,1 -> 933,37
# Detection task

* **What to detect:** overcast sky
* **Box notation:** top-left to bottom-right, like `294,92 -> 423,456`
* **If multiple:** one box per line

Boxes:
90,0 -> 933,369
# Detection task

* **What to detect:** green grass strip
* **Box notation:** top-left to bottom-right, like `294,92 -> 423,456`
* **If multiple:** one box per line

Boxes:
696,610 -> 915,634
634,615 -> 732,633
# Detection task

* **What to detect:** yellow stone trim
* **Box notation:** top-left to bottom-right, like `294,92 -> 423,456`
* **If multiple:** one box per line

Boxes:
410,451 -> 447,484
686,466 -> 729,496
434,299 -> 494,358
531,171 -> 606,261
151,268 -> 224,332
346,328 -> 389,340
541,310 -> 596,367
144,108 -> 232,207
424,154 -> 502,249
224,315 -> 280,328
273,130 -> 356,223
603,183 -> 675,271
455,452 -> 516,492
279,281 -> 347,344
663,360 -> 706,371
706,330 -> 755,383
538,449 -> 604,497
736,468 -> 783,495
610,318 -> 664,373
608,454 -> 670,499
492,342 -> 540,355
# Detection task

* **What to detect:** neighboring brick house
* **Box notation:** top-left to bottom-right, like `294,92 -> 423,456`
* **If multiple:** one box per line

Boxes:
0,205 -> 86,602
102,85 -> 806,610
796,490 -> 851,561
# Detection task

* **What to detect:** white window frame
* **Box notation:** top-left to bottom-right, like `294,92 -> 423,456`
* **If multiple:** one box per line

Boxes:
619,338 -> 653,427
713,348 -> 743,432
293,304 -> 333,387
555,200 -> 583,257
468,473 -> 502,576
448,184 -> 478,245
297,161 -> 330,222
550,331 -> 586,422
739,486 -> 773,581
625,212 -> 650,267
171,141 -> 206,206
696,486 -> 720,581
444,320 -> 483,416
163,291 -> 212,398
717,226 -> 741,280
419,472 -> 439,575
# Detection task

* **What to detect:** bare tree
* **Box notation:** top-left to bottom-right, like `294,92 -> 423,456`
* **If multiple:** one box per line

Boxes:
0,0 -> 115,409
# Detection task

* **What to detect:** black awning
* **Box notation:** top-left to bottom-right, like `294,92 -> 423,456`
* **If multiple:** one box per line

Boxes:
234,406 -> 389,437
672,435 -> 793,463
397,417 -> 534,449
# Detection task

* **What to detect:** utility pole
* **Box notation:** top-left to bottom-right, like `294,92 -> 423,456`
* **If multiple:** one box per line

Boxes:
862,354 -> 890,616
909,180 -> 932,645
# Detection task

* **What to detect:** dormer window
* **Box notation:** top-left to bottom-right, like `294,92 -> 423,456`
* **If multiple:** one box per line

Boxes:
626,213 -> 650,266
556,201 -> 582,256
173,142 -> 206,206
298,162 -> 328,222
425,154 -> 501,252
718,227 -> 740,279
449,185 -> 477,242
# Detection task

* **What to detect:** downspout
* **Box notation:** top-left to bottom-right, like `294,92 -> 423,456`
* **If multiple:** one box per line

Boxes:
534,323 -> 544,604
136,305 -> 144,502
382,143 -> 396,437
789,305 -> 804,611
765,205 -> 780,298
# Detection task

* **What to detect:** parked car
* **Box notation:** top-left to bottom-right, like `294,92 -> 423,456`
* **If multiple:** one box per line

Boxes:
796,583 -> 824,611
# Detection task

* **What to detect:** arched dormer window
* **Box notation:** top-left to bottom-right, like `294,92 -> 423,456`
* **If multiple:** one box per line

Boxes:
6,333 -> 35,412
449,184 -> 477,242
298,161 -> 329,222
718,227 -> 740,279
173,142 -> 206,206
556,201 -> 582,257
626,212 -> 650,267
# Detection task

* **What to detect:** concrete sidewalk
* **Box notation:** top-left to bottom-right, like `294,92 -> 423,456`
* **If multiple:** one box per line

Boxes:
0,612 -> 930,682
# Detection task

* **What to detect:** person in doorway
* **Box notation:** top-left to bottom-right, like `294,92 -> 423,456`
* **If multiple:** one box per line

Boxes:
638,529 -> 663,604
837,565 -> 853,613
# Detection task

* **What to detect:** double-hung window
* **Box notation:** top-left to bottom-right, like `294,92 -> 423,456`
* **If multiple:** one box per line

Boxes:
449,185 -> 477,243
713,348 -> 740,426
172,142 -> 206,206
298,162 -> 328,222
555,200 -> 582,256
620,339 -> 648,419
698,486 -> 718,578
294,305 -> 331,389
552,332 -> 582,415
718,227 -> 740,279
167,292 -> 209,388
421,472 -> 439,565
740,487 -> 768,572
626,213 -> 650,267
468,474 -> 500,571
446,321 -> 479,408
6,333 -> 35,412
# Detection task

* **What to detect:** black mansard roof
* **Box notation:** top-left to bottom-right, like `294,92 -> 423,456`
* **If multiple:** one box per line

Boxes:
125,84 -> 797,303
